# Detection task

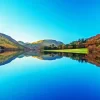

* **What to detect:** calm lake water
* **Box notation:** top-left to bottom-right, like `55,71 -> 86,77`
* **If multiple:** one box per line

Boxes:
0,51 -> 100,100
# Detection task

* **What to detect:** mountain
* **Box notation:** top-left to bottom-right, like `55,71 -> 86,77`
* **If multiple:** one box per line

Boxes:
32,39 -> 64,50
18,39 -> 64,50
0,33 -> 23,49
18,41 -> 37,49
0,33 -> 64,51
0,33 -> 99,52
32,39 -> 64,47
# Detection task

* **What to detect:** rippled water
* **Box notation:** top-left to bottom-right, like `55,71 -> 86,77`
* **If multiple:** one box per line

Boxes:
0,51 -> 100,100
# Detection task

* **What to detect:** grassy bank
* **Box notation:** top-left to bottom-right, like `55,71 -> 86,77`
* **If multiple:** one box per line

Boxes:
44,48 -> 88,54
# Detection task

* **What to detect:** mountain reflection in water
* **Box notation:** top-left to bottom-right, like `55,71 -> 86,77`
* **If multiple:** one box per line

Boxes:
0,50 -> 100,67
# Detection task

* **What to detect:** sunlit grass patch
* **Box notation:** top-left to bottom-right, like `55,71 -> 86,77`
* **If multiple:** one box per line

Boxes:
44,48 -> 88,54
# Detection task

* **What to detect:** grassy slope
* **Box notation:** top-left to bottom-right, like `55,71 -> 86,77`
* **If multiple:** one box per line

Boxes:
0,36 -> 23,49
44,48 -> 88,54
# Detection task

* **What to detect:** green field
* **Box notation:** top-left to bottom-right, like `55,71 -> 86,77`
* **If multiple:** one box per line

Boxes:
44,48 -> 88,54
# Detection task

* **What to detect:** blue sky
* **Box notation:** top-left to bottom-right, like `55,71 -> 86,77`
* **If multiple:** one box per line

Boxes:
0,0 -> 99,43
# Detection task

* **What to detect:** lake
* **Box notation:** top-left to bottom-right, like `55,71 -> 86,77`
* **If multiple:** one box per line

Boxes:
0,51 -> 100,100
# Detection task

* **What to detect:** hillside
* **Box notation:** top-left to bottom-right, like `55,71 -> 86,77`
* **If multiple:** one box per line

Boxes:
0,33 -> 99,52
0,33 -> 23,49
85,34 -> 100,52
62,34 -> 100,52
86,34 -> 100,46
18,39 -> 64,50
32,39 -> 64,46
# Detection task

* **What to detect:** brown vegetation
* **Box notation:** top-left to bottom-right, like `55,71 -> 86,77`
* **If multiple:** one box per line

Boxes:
85,34 -> 100,53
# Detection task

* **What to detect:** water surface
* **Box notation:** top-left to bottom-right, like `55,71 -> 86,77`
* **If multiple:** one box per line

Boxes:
0,51 -> 100,100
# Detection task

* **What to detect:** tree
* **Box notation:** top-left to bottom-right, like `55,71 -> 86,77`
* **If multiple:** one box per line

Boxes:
58,45 -> 62,49
51,44 -> 55,48
62,44 -> 66,49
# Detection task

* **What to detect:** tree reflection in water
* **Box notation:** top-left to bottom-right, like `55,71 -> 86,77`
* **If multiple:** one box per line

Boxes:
0,51 -> 100,67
